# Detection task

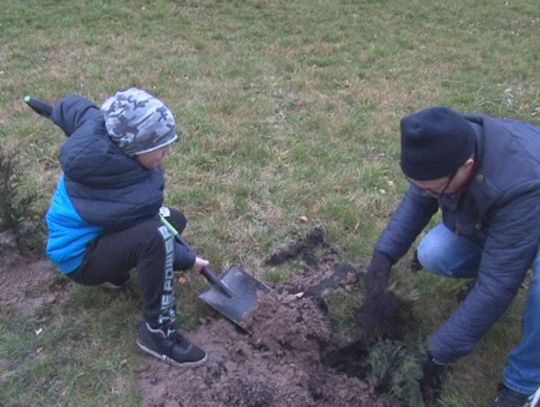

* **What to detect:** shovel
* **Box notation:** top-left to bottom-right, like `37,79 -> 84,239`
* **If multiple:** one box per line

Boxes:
24,96 -> 53,117
160,216 -> 271,330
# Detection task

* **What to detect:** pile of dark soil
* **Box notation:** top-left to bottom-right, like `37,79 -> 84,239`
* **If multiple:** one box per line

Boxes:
138,290 -> 390,406
0,227 -> 420,406
137,228 -> 408,406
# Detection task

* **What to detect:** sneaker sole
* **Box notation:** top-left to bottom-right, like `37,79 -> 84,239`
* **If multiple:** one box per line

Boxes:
136,340 -> 208,368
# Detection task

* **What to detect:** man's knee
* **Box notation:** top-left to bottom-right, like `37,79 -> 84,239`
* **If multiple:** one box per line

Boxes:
417,229 -> 481,278
416,224 -> 462,275
416,235 -> 445,273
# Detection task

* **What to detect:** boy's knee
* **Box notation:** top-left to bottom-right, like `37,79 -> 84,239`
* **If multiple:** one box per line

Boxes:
137,221 -> 172,251
166,208 -> 188,234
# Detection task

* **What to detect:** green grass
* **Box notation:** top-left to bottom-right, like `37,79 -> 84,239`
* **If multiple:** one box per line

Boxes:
0,288 -> 141,406
1,0 -> 539,405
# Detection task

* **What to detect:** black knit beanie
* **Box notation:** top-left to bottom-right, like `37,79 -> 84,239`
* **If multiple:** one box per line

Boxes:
400,106 -> 476,181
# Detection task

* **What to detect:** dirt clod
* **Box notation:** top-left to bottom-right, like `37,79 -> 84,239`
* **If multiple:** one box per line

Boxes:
357,291 -> 413,342
264,227 -> 337,268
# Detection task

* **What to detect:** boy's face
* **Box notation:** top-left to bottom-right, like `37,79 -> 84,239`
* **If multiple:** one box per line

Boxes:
136,145 -> 172,169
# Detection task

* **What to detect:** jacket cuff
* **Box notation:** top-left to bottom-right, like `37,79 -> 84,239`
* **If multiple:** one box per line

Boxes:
173,242 -> 197,271
373,250 -> 396,265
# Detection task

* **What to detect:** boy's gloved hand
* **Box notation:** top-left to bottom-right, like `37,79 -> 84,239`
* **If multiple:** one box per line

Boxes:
191,256 -> 210,274
364,251 -> 393,297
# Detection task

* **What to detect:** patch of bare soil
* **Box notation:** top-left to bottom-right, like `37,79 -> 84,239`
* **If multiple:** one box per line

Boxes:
0,227 -> 418,405
0,231 -> 73,317
138,228 -> 404,406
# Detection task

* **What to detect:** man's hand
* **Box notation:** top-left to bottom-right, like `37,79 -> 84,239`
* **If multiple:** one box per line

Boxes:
364,251 -> 393,297
420,352 -> 445,405
357,252 -> 404,339
190,256 -> 210,274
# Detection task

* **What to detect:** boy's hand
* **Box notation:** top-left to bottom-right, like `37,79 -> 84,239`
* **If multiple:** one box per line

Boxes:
191,257 -> 210,274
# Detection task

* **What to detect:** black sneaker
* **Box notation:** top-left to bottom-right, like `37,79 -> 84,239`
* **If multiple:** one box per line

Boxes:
492,384 -> 532,407
136,322 -> 207,367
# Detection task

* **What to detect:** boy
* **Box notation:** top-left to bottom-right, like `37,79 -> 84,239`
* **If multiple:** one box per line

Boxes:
46,87 -> 208,367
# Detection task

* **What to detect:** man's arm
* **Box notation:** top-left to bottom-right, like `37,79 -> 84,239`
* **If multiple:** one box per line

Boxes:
375,184 -> 438,262
428,191 -> 540,363
359,185 -> 438,334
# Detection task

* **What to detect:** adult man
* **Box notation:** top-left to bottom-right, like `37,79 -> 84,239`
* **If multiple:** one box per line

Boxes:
364,106 -> 540,405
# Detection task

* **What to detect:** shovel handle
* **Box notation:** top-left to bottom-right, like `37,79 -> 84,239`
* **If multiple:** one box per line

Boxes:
24,96 -> 54,118
201,267 -> 235,298
159,215 -> 235,298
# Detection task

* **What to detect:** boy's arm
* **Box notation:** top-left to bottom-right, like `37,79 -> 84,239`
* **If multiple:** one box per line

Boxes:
51,95 -> 102,137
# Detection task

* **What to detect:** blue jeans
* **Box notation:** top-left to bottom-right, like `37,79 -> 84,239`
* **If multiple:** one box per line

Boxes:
417,222 -> 540,396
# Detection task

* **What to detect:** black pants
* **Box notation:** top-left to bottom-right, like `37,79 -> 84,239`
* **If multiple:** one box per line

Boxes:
69,209 -> 193,328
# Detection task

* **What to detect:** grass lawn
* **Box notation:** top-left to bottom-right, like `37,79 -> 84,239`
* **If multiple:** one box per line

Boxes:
1,0 -> 539,405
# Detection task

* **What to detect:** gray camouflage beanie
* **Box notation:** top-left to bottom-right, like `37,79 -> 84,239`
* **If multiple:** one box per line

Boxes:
101,88 -> 179,156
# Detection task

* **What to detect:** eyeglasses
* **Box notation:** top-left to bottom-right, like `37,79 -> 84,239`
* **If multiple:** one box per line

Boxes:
408,169 -> 458,199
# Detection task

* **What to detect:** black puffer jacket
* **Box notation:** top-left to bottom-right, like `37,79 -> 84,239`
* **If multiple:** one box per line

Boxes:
52,95 -> 164,231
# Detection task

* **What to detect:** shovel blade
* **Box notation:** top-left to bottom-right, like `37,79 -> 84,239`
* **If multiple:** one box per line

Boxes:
199,266 -> 270,328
